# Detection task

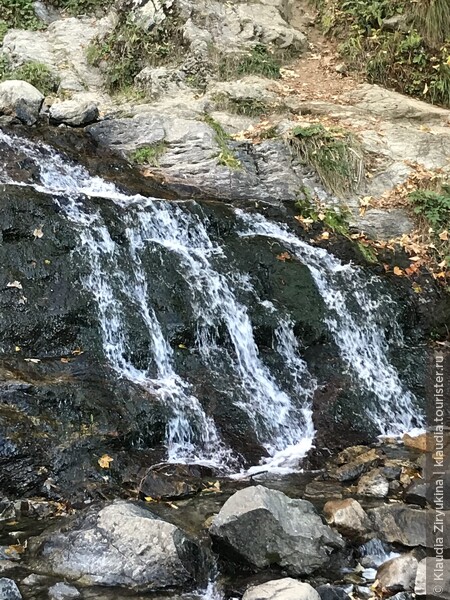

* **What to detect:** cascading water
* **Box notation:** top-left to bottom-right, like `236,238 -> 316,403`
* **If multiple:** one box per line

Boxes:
0,129 -> 424,474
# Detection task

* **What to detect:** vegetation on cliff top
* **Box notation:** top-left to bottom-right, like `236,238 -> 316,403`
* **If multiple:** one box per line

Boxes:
313,0 -> 450,107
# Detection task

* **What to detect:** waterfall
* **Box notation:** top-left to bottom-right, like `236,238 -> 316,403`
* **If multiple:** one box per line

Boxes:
0,129 -> 424,474
237,210 -> 424,435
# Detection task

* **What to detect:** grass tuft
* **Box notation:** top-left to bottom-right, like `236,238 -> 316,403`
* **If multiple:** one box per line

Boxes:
289,123 -> 364,198
0,59 -> 59,95
131,142 -> 167,167
204,114 -> 241,170
219,44 -> 282,80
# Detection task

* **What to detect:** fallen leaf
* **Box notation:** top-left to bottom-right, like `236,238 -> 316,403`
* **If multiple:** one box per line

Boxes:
321,231 -> 330,240
145,496 -> 156,503
393,266 -> 404,276
15,346 -> 21,352
60,357 -> 69,363
7,281 -> 22,290
439,230 -> 448,241
178,343 -> 187,349
33,227 -> 44,239
276,252 -> 291,262
24,358 -> 41,363
98,454 -> 113,469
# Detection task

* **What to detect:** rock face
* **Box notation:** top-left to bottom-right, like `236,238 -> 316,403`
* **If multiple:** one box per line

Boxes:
316,585 -> 350,600
323,499 -> 372,541
415,558 -> 450,600
357,468 -> 389,497
375,554 -> 418,596
49,98 -> 99,126
210,485 -> 345,575
48,582 -> 81,600
243,578 -> 321,600
28,501 -> 207,591
0,578 -> 22,600
0,80 -> 44,125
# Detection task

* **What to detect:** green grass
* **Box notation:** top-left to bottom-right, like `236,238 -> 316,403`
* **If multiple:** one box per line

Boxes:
314,0 -> 450,107
47,0 -> 111,16
204,114 -> 241,170
131,142 -> 167,167
212,92 -> 272,117
0,59 -> 59,95
290,123 -> 364,198
87,11 -> 185,93
219,44 -> 282,80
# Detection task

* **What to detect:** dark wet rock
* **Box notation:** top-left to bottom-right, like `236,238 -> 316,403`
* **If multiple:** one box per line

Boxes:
48,582 -> 81,599
404,480 -> 428,507
356,468 -> 389,498
382,463 -> 402,480
243,578 -> 321,600
331,448 -> 382,482
210,485 -> 345,576
28,500 -> 208,591
0,578 -> 22,600
389,594 -> 413,600
0,81 -> 43,125
316,585 -> 350,600
138,464 -> 203,500
358,538 -> 397,569
304,481 -> 343,500
368,504 -> 450,548
415,558 -> 450,599
374,554 -> 418,596
323,499 -> 372,541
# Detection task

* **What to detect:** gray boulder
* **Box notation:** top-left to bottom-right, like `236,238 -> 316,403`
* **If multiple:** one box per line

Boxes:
0,578 -> 22,600
356,468 -> 389,498
28,501 -> 206,591
49,98 -> 99,126
48,582 -> 81,600
0,80 -> 43,125
375,554 -> 418,596
210,485 -> 344,576
415,557 -> 450,599
331,448 -> 381,482
243,578 -> 321,600
323,499 -> 372,541
368,504 -> 450,548
316,585 -> 350,600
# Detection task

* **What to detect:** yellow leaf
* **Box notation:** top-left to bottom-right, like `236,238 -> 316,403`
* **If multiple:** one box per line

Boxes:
178,343 -> 187,349
321,231 -> 330,240
33,227 -> 44,239
412,283 -> 422,293
15,346 -> 21,352
439,230 -> 448,241
145,496 -> 155,502
98,454 -> 113,469
44,260 -> 51,265
393,266 -> 404,276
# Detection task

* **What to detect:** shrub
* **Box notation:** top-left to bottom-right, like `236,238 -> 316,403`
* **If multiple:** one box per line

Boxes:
87,8 -> 185,92
0,60 -> 59,95
204,114 -> 241,170
0,0 -> 42,29
47,0 -> 112,16
219,44 -> 282,80
290,123 -> 364,198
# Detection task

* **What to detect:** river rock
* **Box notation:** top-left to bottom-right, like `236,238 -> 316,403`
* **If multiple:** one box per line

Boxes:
331,448 -> 381,482
28,501 -> 206,591
316,584 -> 350,600
368,504 -> 450,548
323,499 -> 372,541
210,485 -> 345,576
49,98 -> 99,126
415,557 -> 450,599
243,578 -> 321,600
48,582 -> 81,600
0,80 -> 44,125
356,468 -> 389,497
374,554 -> 418,596
0,578 -> 22,600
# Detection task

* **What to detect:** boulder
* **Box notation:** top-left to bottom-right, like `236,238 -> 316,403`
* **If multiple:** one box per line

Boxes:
374,554 -> 418,596
0,578 -> 22,600
402,433 -> 429,452
323,499 -> 372,541
331,448 -> 381,482
415,557 -> 450,599
210,485 -> 344,576
28,501 -> 206,591
48,582 -> 81,600
0,80 -> 43,125
368,504 -> 450,548
49,98 -> 99,126
316,584 -> 350,600
243,578 -> 321,600
356,468 -> 389,498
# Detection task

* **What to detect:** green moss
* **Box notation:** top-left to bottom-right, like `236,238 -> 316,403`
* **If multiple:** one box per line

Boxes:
131,142 -> 167,167
219,44 -> 282,80
204,114 -> 241,170
87,9 -> 185,93
290,123 -> 364,198
0,60 -> 59,95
